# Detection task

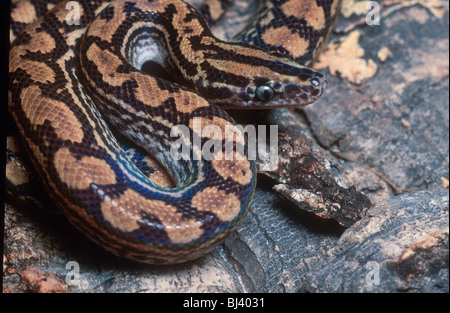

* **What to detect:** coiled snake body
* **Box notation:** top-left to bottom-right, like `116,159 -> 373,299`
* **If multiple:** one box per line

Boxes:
8,0 -> 339,264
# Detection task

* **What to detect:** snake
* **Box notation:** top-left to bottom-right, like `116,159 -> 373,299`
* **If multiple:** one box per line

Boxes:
8,0 -> 340,264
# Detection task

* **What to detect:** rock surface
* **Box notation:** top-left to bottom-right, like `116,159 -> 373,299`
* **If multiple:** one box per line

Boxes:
302,188 -> 449,293
3,0 -> 449,293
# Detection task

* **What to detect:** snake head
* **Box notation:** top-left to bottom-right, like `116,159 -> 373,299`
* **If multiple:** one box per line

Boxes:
198,45 -> 327,109
243,58 -> 327,108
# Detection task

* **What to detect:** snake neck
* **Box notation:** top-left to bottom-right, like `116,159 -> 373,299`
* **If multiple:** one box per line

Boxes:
82,0 -> 326,109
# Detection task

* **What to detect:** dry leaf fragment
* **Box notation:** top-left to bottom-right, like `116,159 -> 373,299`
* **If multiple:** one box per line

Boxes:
315,30 -> 378,84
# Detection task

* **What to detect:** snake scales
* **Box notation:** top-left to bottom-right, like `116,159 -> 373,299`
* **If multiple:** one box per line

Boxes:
8,0 -> 340,264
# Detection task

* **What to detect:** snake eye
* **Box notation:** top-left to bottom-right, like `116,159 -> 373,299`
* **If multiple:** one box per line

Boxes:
256,85 -> 275,101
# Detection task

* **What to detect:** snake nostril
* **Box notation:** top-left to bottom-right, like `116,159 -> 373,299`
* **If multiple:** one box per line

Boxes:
311,88 -> 321,96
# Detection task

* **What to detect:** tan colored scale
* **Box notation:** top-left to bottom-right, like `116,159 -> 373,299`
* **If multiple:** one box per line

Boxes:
262,26 -> 310,60
10,44 -> 56,84
19,85 -> 84,143
26,30 -> 56,53
191,187 -> 241,221
281,0 -> 326,30
54,147 -> 118,190
11,0 -> 36,25
100,189 -> 204,243
211,152 -> 253,185
86,7 -> 125,42
189,116 -> 245,146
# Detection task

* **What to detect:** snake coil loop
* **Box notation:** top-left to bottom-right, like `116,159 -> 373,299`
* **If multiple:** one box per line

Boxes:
8,0 -> 339,264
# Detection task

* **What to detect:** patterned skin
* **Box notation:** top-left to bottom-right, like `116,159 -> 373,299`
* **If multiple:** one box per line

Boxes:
8,0 -> 338,264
